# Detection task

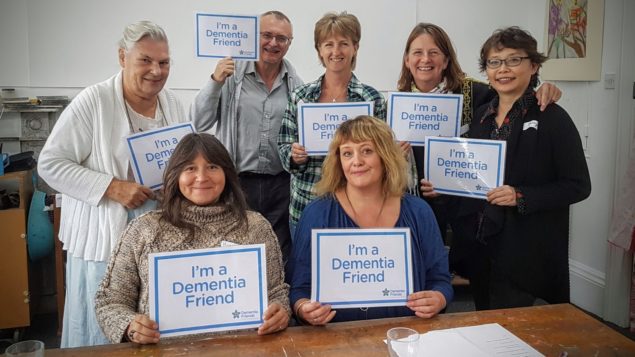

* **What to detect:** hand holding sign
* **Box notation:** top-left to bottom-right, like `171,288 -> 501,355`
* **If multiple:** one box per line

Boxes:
406,290 -> 447,319
212,57 -> 235,83
419,179 -> 440,199
105,178 -> 153,209
291,143 -> 308,164
126,314 -> 160,344
486,185 -> 518,206
257,302 -> 290,335
294,299 -> 336,326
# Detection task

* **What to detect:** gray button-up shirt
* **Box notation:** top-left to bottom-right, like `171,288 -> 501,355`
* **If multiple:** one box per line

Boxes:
235,61 -> 289,174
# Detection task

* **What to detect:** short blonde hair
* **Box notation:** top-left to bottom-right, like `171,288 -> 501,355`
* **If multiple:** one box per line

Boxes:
315,116 -> 408,196
314,12 -> 361,70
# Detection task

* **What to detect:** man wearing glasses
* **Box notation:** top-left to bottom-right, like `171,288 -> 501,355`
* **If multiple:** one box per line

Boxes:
191,11 -> 302,264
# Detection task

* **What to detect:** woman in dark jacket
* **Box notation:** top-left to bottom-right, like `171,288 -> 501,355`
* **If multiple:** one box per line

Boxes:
399,23 -> 562,310
461,26 -> 591,309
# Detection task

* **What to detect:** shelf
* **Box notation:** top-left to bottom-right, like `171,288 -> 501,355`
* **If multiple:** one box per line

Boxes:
2,106 -> 63,113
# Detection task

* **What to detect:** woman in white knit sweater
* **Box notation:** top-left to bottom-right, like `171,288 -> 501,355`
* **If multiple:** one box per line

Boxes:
37,21 -> 187,347
95,133 -> 290,344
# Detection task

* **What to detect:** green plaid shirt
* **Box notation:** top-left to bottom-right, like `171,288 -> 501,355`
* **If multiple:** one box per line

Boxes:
277,74 -> 386,225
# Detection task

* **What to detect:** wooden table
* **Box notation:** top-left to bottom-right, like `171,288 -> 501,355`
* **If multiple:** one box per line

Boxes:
45,304 -> 635,356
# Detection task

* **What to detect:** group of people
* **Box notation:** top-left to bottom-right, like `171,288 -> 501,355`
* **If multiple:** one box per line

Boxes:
37,10 -> 590,348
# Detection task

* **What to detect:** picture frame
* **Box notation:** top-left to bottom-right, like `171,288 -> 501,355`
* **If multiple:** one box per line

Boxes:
541,0 -> 604,81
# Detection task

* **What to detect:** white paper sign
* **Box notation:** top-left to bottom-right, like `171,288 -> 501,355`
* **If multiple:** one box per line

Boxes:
148,244 -> 268,337
297,101 -> 373,155
196,13 -> 259,60
311,228 -> 413,308
424,137 -> 506,199
126,122 -> 194,190
387,92 -> 463,146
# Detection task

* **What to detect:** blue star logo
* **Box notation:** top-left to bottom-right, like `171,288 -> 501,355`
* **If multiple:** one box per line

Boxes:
232,310 -> 240,319
382,288 -> 390,296
475,184 -> 482,191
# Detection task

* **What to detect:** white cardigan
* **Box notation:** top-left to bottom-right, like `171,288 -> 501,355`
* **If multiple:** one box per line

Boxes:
38,71 -> 187,261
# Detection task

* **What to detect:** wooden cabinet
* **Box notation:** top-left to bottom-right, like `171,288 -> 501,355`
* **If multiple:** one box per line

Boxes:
0,170 -> 33,329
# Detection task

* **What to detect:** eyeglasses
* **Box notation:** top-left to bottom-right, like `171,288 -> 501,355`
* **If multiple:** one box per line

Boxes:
260,32 -> 291,45
485,56 -> 530,69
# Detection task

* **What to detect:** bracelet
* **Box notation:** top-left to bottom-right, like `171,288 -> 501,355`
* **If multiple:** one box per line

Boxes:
294,300 -> 310,320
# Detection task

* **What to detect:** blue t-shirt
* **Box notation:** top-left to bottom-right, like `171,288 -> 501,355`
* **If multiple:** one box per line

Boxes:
287,194 -> 453,322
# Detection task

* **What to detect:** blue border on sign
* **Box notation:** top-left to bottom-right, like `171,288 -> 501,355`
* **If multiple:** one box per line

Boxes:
299,103 -> 372,155
425,137 -> 505,198
388,93 -> 462,145
196,13 -> 259,60
126,123 -> 194,190
314,231 -> 411,306
152,246 -> 265,334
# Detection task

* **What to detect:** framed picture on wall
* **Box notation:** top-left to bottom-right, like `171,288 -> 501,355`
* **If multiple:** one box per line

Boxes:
541,0 -> 604,81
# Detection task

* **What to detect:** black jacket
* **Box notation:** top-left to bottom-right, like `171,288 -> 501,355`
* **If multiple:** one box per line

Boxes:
464,101 -> 591,303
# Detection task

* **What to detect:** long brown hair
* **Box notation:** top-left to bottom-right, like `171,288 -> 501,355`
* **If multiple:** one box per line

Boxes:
397,23 -> 464,92
160,133 -> 248,233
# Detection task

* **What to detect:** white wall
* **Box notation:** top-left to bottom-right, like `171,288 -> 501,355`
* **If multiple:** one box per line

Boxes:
1,0 -> 633,321
416,0 -> 633,319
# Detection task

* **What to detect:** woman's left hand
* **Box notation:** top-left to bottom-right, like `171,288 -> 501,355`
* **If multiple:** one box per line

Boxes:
257,302 -> 289,335
406,290 -> 446,319
535,82 -> 562,111
487,185 -> 517,206
398,141 -> 411,158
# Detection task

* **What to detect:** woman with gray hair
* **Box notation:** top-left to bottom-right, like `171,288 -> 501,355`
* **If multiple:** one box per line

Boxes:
38,20 -> 186,347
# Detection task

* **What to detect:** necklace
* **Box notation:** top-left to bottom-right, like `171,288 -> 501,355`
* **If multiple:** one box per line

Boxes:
327,86 -> 348,102
122,76 -> 166,133
344,188 -> 387,226
123,98 -> 166,133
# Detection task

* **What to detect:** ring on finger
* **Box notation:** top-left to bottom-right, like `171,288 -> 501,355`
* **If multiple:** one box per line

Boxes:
128,329 -> 136,341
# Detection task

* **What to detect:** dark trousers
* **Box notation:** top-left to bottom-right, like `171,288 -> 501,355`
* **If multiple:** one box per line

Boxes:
239,172 -> 292,266
489,268 -> 536,309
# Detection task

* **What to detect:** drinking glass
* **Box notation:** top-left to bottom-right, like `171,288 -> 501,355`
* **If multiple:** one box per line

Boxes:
5,340 -> 45,357
387,327 -> 419,356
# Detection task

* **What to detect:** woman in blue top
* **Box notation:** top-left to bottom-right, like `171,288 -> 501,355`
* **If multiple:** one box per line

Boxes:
288,116 -> 452,324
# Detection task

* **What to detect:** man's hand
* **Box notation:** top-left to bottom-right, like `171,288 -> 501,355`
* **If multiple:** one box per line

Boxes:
212,57 -> 235,83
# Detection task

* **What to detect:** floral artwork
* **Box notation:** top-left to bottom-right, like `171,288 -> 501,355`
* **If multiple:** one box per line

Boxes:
548,0 -> 588,58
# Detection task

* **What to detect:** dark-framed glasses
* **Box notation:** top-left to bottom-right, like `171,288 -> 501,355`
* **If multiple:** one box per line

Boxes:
260,32 -> 291,45
486,56 -> 530,69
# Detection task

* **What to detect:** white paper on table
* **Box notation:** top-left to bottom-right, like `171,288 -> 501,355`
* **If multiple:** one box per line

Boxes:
384,323 -> 543,357
453,323 -> 544,356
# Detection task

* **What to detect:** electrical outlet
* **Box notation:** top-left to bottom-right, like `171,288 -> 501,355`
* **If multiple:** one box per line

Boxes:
604,73 -> 616,89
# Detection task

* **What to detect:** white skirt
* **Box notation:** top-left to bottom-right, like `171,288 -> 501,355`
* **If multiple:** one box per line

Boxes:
61,256 -> 110,348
